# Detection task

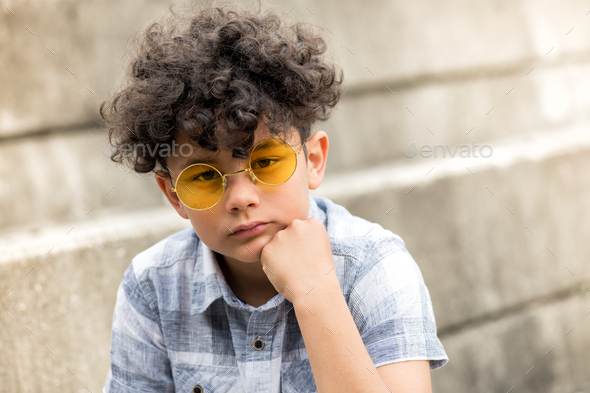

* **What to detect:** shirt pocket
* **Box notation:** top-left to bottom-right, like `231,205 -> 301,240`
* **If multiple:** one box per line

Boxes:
281,358 -> 318,393
173,362 -> 244,393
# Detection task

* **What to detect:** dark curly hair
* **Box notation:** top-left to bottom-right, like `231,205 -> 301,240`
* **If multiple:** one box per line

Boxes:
99,3 -> 344,178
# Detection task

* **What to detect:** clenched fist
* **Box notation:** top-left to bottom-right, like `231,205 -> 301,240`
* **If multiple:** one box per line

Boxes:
260,217 -> 339,304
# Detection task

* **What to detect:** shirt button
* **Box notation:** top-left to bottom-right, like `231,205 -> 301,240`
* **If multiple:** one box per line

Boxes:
253,338 -> 265,350
193,385 -> 203,393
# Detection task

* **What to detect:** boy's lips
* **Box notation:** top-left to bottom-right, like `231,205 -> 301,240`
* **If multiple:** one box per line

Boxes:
230,221 -> 269,237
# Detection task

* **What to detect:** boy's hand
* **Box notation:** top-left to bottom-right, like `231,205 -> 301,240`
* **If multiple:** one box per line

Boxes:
260,217 -> 338,304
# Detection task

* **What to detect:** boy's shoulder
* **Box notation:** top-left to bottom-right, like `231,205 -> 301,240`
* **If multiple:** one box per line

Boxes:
312,195 -> 424,305
311,195 -> 408,256
128,225 -> 198,277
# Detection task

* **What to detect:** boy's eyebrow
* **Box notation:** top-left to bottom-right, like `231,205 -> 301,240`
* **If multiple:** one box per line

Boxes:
184,156 -> 220,165
177,156 -> 221,172
253,139 -> 277,150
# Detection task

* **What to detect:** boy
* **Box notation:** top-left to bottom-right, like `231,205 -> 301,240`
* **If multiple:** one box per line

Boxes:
100,4 -> 448,393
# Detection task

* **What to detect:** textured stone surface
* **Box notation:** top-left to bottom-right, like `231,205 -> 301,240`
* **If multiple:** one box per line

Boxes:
431,291 -> 590,393
0,128 -> 164,233
286,0 -> 590,86
0,0 -> 171,137
2,0 -> 590,137
322,61 -> 590,174
0,207 -> 191,393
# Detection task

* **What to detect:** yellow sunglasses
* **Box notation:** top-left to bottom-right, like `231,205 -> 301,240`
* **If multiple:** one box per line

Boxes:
171,137 -> 305,210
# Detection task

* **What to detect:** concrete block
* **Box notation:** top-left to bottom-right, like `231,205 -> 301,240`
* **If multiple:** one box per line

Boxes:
3,0 -> 590,138
0,128 -> 164,232
278,0 -> 590,86
321,61 -> 590,173
0,0 -> 171,137
0,207 -> 191,393
431,291 -> 590,393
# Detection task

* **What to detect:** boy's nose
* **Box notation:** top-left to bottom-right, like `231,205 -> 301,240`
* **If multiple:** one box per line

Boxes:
223,170 -> 261,211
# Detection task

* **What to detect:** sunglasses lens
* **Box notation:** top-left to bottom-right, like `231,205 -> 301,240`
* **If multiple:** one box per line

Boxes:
175,164 -> 224,209
250,138 -> 297,185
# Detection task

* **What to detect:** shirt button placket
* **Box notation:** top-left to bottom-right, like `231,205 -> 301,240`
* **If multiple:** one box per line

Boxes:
245,310 -> 275,392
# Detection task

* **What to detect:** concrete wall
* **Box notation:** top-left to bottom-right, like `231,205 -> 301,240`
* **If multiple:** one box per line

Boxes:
1,0 -> 589,392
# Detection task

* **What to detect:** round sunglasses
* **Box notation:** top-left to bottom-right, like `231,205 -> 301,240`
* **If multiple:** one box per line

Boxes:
171,137 -> 305,210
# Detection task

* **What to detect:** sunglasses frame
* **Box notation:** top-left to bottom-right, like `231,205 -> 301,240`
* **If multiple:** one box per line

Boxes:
171,137 -> 306,210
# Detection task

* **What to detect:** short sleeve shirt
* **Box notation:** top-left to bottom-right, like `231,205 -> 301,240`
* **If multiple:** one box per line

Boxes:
103,195 -> 448,393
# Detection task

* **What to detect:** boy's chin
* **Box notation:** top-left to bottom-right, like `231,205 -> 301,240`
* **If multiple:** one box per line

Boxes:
228,234 -> 273,263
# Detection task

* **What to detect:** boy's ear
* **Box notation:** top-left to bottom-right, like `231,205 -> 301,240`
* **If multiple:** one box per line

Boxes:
305,131 -> 329,190
154,170 -> 189,220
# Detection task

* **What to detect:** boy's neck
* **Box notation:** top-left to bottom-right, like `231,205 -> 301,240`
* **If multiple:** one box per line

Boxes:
214,252 -> 278,308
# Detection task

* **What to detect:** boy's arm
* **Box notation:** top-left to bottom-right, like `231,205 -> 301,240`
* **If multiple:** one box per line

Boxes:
103,264 -> 175,393
260,219 -> 447,392
292,278 -> 432,393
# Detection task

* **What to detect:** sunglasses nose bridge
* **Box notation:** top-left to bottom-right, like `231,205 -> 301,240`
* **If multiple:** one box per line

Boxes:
222,168 -> 257,190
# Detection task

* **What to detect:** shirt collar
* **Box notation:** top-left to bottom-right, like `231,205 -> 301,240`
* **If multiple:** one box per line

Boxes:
190,194 -> 328,315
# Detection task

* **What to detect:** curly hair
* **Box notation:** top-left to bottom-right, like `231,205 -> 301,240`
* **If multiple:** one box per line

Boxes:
99,4 -> 344,178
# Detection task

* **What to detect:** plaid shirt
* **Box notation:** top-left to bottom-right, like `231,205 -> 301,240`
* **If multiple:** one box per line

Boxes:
103,195 -> 448,393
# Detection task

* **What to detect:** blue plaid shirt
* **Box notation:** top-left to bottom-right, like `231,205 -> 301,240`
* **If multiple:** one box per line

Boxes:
103,195 -> 448,392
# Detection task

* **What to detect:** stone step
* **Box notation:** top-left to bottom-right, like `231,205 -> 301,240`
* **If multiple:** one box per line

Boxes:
3,0 -> 590,138
0,128 -> 164,232
0,0 -> 172,138
323,60 -> 590,173
296,0 -> 590,87
431,289 -> 590,393
0,207 -> 191,393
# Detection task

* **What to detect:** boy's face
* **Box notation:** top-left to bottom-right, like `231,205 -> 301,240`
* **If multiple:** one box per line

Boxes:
155,125 -> 328,266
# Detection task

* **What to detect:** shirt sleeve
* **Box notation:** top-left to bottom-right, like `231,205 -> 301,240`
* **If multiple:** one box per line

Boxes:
348,235 -> 449,370
103,263 -> 175,393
